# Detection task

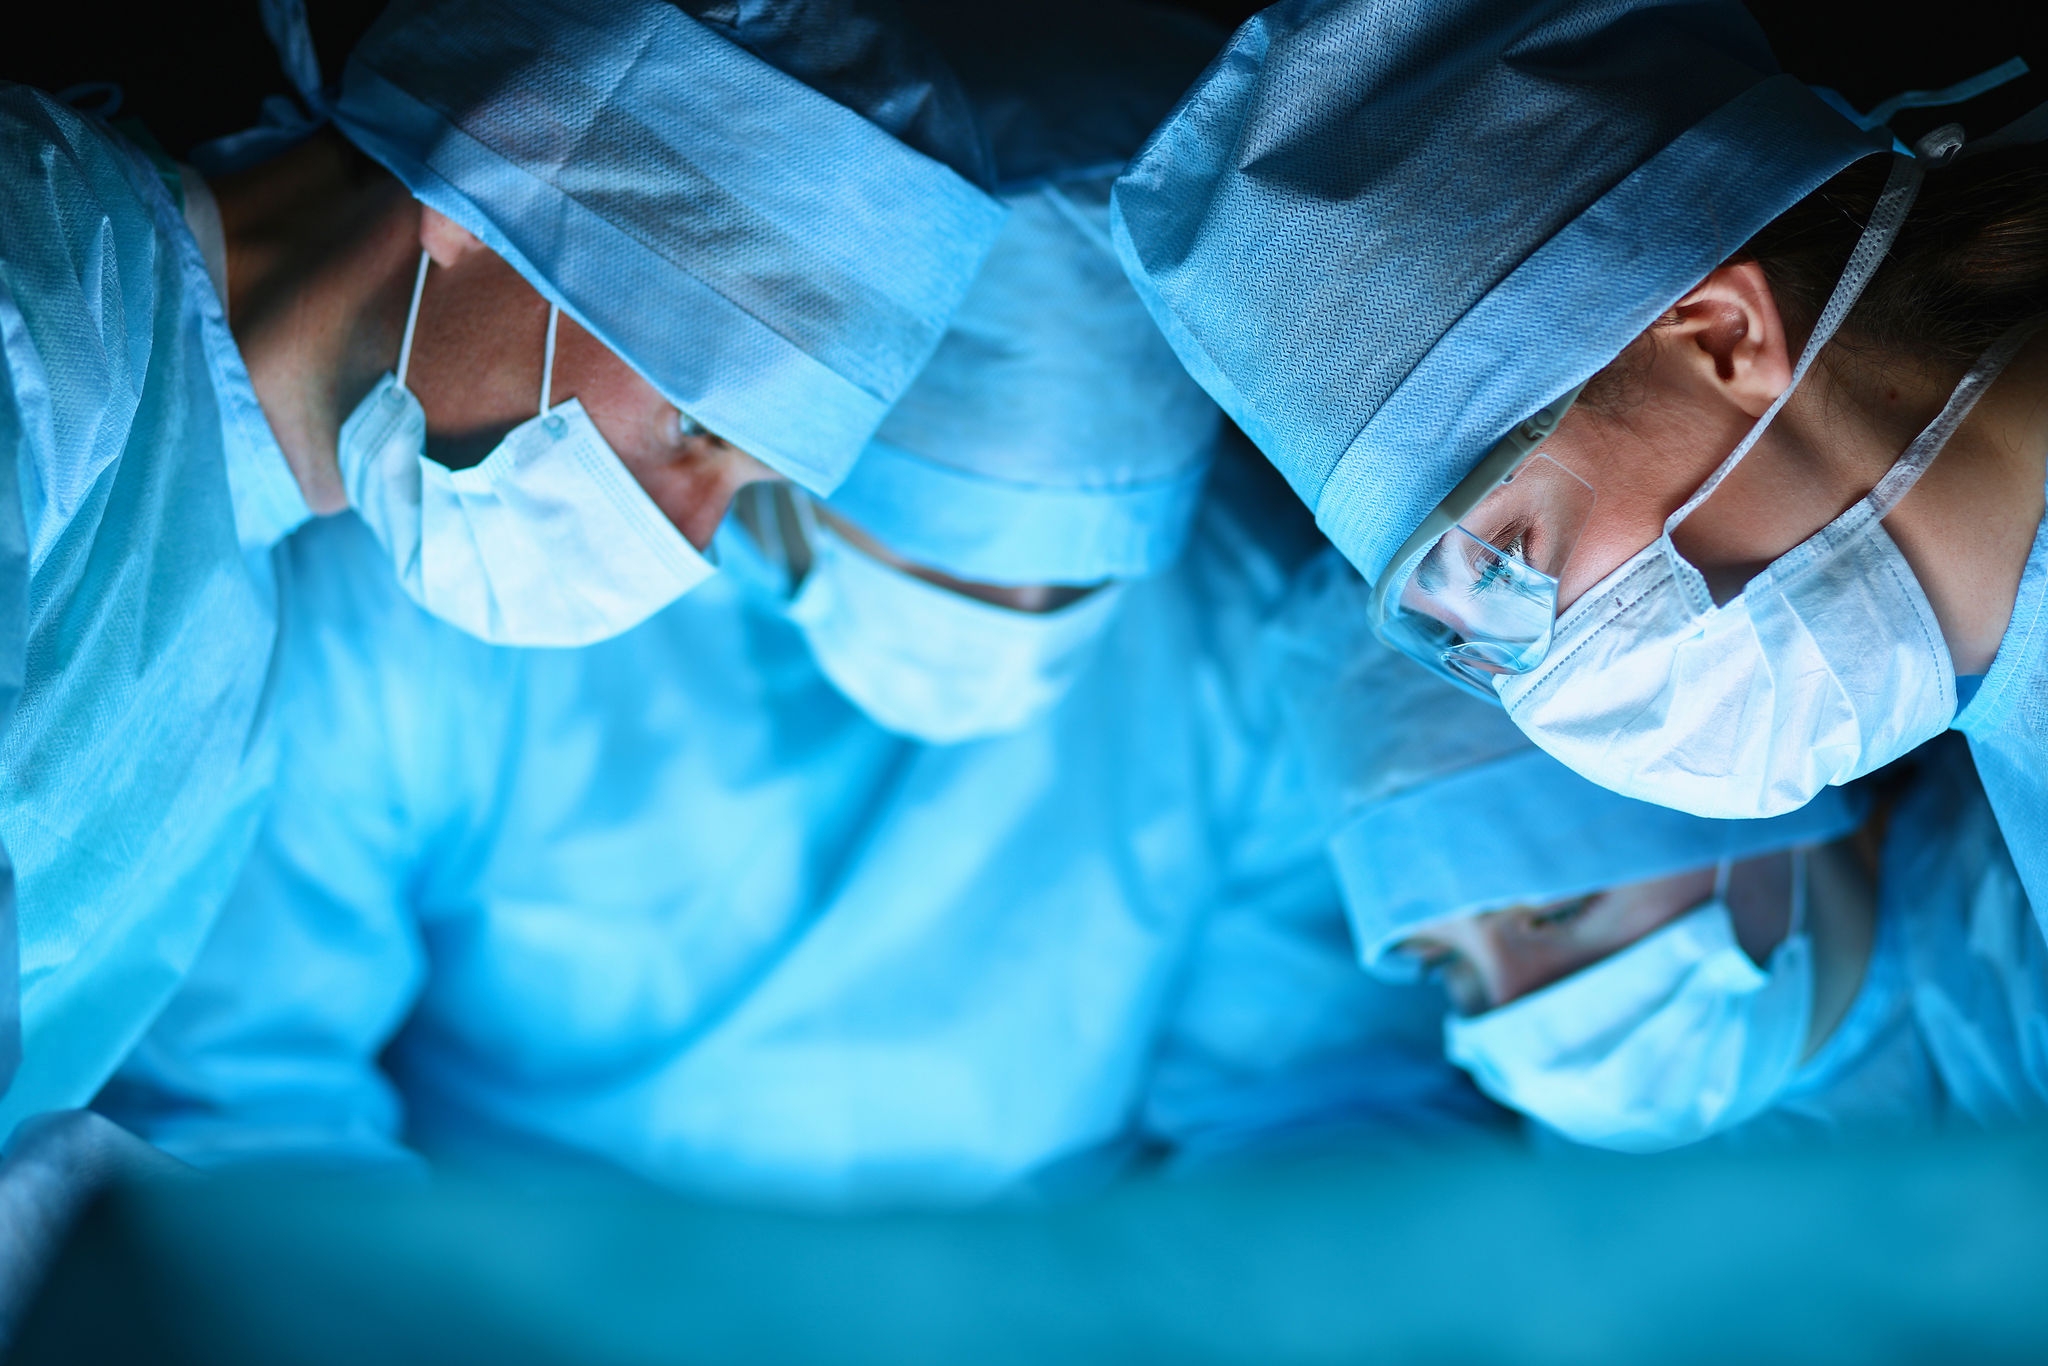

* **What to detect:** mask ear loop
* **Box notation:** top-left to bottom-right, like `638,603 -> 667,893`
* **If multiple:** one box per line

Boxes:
540,304 -> 560,417
1663,154 -> 1925,549
395,249 -> 430,389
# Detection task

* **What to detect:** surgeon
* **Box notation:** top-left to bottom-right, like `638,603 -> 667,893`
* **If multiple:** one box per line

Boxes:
99,1 -> 1470,1205
1111,0 -> 2048,926
1267,556 -> 2048,1151
0,0 -> 999,1312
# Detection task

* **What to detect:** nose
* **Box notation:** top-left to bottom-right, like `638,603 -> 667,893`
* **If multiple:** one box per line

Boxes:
628,428 -> 781,552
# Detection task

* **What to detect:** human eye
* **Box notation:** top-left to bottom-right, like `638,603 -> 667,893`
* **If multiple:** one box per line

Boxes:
1467,521 -> 1531,597
1522,894 -> 1593,930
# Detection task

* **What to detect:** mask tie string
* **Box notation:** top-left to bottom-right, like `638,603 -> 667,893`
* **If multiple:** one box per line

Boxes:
541,304 -> 560,417
1663,152 -> 1925,546
395,248 -> 430,388
1713,857 -> 1732,906
1865,317 -> 2045,519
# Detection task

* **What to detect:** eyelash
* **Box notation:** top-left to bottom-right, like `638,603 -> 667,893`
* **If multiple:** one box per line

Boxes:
1470,522 -> 1531,596
1526,895 -> 1593,929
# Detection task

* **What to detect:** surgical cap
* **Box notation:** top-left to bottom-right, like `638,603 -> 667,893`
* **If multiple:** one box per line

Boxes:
332,0 -> 1008,495
824,1 -> 1225,586
1264,554 -> 1865,979
1109,0 -> 1892,584
827,182 -> 1221,585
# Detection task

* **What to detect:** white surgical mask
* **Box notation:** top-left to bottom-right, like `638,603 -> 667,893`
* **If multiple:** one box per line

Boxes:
782,501 -> 1124,745
1497,147 -> 2039,818
338,251 -> 715,646
1445,858 -> 1814,1153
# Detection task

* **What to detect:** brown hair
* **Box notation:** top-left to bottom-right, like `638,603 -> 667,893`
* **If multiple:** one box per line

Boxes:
1585,141 -> 2048,407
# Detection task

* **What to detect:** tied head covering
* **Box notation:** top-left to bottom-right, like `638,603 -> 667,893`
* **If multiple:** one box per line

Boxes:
1266,554 -> 1864,980
827,182 -> 1222,586
332,0 -> 1009,495
826,0 -> 1227,586
1108,0 -> 1891,584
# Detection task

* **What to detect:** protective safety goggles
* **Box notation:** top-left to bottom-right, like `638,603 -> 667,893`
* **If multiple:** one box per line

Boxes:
1367,385 -> 1595,700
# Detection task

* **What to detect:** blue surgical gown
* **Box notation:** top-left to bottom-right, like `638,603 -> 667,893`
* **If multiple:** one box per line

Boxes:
1953,471 -> 2048,936
0,87 -> 307,1131
100,452 -> 1480,1204
1723,738 -> 2047,1147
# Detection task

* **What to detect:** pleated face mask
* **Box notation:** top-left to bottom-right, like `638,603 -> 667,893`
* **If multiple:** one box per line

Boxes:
1444,858 -> 1815,1153
755,490 -> 1123,745
338,252 -> 716,647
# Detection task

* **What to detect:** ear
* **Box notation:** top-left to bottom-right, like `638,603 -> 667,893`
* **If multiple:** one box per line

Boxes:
418,205 -> 488,269
1664,261 -> 1792,419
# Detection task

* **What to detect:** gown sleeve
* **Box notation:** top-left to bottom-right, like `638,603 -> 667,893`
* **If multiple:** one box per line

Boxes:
91,517 -> 471,1171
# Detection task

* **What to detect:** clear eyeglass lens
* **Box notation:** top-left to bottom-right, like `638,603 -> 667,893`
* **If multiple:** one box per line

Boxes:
1383,454 -> 1594,687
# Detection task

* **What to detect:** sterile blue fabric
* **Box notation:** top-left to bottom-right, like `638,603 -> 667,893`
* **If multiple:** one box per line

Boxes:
826,0 -> 1225,588
1720,870 -> 1941,1149
1108,0 -> 1892,584
1953,467 -> 2048,939
827,180 -> 1219,586
1893,737 -> 2048,1127
330,0 -> 1009,495
684,0 -> 997,192
98,448 -> 1475,1202
1723,737 -> 2048,1145
0,87 -> 309,1133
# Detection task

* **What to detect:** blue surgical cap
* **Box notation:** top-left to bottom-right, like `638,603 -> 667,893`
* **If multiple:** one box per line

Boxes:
824,1 -> 1226,586
332,0 -> 1008,495
1109,0 -> 1893,584
827,181 -> 1221,585
1335,750 -> 1865,981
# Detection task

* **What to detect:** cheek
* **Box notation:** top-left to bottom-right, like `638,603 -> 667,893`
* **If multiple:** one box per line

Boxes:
1544,416 -> 1710,611
407,264 -> 550,437
548,321 -> 779,547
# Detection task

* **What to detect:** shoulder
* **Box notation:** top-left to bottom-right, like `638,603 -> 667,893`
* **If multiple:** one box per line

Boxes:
0,86 -> 168,296
0,86 -> 188,551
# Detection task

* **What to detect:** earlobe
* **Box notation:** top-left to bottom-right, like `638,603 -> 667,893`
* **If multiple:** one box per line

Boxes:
1668,261 -> 1793,418
418,205 -> 487,269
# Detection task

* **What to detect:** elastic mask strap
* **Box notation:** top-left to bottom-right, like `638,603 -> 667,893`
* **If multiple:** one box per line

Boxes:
1866,316 -> 2046,518
1665,153 -> 1926,535
395,249 -> 430,388
540,304 -> 560,417
1713,857 -> 1732,905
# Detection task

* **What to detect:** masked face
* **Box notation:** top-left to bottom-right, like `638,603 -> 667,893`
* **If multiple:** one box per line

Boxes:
1405,855 -> 1814,1153
339,250 -> 725,646
1377,155 -> 2025,820
742,487 -> 1124,744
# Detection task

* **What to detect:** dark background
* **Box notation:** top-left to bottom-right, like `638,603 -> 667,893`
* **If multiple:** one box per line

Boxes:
6,1 -> 2043,162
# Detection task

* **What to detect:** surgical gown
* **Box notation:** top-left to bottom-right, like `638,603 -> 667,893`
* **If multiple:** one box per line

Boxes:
99,447 -> 1482,1203
0,87 -> 306,1131
1953,478 -> 2048,938
1719,738 -> 2046,1146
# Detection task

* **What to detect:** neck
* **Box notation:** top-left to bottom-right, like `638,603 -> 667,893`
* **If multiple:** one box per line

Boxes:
1810,334 -> 2048,675
217,132 -> 423,513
